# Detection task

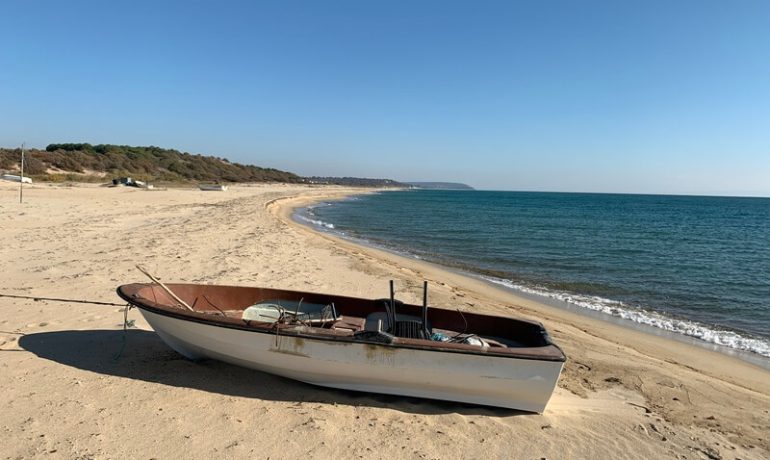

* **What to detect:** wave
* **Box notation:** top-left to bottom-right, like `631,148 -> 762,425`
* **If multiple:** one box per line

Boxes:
483,276 -> 770,358
295,214 -> 335,229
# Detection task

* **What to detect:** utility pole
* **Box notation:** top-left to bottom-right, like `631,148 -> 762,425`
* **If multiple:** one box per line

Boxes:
20,143 -> 25,204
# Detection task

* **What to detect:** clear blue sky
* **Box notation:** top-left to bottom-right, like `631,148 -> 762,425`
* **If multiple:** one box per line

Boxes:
2,1 -> 769,195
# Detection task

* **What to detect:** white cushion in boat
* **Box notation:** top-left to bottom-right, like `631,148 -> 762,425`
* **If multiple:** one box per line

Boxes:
242,303 -> 284,323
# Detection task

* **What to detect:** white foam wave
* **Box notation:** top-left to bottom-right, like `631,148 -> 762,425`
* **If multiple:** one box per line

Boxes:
296,214 -> 335,229
484,276 -> 770,358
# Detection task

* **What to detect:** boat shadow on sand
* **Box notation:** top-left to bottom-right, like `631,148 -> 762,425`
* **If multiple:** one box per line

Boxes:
18,329 -> 525,417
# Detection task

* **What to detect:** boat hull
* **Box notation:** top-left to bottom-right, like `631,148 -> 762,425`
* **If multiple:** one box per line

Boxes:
138,308 -> 564,412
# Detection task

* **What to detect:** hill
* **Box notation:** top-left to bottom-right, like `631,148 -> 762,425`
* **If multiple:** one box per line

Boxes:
406,182 -> 474,190
0,144 -> 301,183
304,176 -> 406,187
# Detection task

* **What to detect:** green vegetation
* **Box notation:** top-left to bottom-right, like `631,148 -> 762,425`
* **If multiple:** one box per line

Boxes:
0,144 -> 301,183
405,182 -> 474,190
305,176 -> 406,187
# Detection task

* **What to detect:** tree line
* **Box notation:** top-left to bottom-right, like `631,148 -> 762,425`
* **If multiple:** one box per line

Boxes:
0,144 -> 302,183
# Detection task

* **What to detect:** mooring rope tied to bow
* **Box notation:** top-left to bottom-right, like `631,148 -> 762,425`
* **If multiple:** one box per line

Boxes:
0,293 -> 126,307
113,303 -> 135,361
0,293 -> 135,360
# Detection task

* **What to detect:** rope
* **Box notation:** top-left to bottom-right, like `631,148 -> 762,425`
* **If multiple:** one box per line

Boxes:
0,293 -> 125,307
113,303 -> 134,361
0,293 -> 137,360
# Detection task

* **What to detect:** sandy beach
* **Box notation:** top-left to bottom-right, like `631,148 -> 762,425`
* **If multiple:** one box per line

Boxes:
1,181 -> 768,459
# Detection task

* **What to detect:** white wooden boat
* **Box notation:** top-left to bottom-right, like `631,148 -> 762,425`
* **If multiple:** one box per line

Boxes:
117,282 -> 565,412
198,184 -> 228,191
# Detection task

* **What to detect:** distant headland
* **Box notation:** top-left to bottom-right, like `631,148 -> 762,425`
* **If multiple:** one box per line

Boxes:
406,182 -> 475,190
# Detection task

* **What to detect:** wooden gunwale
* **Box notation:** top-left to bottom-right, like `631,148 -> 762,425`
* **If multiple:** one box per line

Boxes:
117,283 -> 566,362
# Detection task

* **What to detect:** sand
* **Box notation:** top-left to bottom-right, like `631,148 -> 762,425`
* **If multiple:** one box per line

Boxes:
1,181 -> 768,460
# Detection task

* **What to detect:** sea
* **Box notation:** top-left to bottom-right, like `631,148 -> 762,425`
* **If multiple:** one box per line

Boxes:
296,190 -> 770,362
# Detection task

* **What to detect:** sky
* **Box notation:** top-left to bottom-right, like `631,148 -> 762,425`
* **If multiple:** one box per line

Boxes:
2,1 -> 769,195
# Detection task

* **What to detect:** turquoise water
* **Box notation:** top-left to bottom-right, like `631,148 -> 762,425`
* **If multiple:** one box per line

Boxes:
298,190 -> 770,358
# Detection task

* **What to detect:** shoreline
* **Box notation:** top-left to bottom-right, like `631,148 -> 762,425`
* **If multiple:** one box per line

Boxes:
272,192 -> 770,410
2,182 -> 769,459
271,192 -> 770,388
286,190 -> 770,369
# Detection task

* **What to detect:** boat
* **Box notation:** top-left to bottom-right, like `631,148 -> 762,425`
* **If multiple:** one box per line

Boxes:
117,281 -> 565,412
198,184 -> 228,191
110,177 -> 152,188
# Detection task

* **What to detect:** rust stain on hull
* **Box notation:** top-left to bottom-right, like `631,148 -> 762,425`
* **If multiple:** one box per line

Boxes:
365,343 -> 398,366
268,347 -> 309,358
269,336 -> 308,357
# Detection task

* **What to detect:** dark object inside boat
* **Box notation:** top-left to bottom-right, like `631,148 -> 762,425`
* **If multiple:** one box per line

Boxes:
374,280 -> 433,340
392,320 -> 428,340
352,330 -> 395,344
